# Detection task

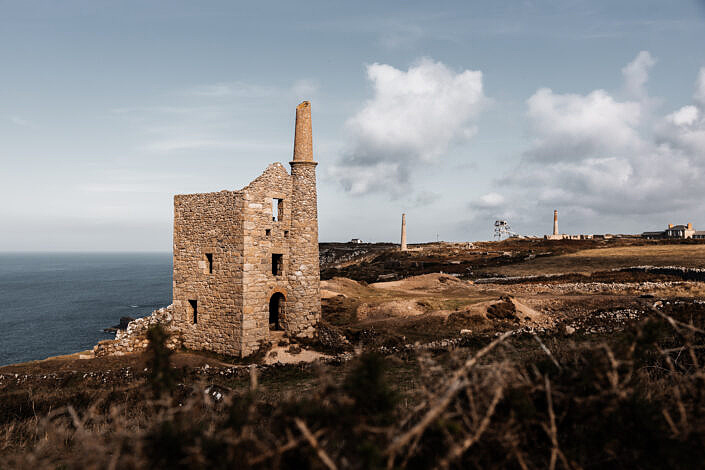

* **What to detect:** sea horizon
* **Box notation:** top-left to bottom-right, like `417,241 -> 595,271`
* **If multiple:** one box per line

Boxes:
0,252 -> 173,366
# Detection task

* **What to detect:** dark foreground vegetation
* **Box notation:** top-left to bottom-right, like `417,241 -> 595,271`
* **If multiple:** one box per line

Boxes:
3,300 -> 705,469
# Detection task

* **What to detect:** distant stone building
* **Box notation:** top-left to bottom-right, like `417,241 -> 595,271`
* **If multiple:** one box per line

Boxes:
642,223 -> 705,240
171,101 -> 320,357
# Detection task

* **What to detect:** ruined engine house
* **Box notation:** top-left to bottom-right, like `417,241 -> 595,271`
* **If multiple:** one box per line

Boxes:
171,102 -> 320,357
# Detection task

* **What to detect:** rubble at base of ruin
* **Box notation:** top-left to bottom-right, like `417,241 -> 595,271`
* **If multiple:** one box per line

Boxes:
94,306 -> 181,357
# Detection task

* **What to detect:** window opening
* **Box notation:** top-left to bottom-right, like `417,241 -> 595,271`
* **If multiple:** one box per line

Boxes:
265,229 -> 271,237
272,198 -> 283,222
284,230 -> 289,238
272,253 -> 283,276
189,299 -> 198,324
204,253 -> 213,274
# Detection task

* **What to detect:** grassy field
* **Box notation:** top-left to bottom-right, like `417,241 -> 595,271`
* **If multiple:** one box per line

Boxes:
482,243 -> 705,276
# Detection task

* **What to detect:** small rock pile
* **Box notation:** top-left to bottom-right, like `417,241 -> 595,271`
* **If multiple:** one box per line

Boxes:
94,305 -> 182,357
563,308 -> 645,335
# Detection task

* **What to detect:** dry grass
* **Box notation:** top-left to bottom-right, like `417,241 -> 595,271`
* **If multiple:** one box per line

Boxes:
484,244 -> 705,277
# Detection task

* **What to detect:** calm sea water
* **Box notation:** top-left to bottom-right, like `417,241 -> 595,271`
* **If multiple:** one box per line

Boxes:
0,253 -> 172,366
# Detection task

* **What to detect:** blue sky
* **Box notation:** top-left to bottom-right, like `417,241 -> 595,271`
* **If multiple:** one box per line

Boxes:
1,0 -> 705,250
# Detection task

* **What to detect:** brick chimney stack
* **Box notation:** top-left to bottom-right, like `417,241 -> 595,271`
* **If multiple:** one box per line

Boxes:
688,223 -> 693,230
553,210 -> 559,236
288,101 -> 320,334
400,213 -> 407,251
292,101 -> 313,162
669,224 -> 674,229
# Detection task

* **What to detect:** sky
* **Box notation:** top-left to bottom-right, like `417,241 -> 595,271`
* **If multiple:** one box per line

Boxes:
1,0 -> 705,250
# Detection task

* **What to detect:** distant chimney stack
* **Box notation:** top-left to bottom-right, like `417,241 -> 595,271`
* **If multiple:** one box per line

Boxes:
292,101 -> 313,162
688,223 -> 693,230
400,213 -> 407,251
553,210 -> 559,235
668,224 -> 674,229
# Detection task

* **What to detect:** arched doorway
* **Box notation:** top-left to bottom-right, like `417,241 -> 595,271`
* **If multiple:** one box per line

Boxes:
268,293 -> 285,330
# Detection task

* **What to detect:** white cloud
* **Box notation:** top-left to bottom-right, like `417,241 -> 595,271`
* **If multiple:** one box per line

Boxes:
526,88 -> 642,162
667,105 -> 699,127
332,57 -> 486,195
622,50 -> 656,98
470,51 -> 705,230
473,192 -> 505,209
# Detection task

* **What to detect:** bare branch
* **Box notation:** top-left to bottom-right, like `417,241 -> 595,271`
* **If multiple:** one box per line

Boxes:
295,418 -> 338,470
386,331 -> 512,467
435,385 -> 504,469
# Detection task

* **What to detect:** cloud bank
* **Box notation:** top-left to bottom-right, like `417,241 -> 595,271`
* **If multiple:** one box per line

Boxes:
470,52 -> 705,233
332,58 -> 486,195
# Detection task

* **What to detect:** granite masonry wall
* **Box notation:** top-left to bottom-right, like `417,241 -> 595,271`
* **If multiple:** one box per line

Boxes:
240,163 -> 295,355
172,189 -> 246,356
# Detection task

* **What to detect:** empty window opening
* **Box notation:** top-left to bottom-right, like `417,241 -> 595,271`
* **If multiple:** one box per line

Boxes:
272,198 -> 284,222
265,229 -> 271,237
272,253 -> 283,276
188,299 -> 198,324
204,253 -> 213,274
284,230 -> 289,238
269,293 -> 285,330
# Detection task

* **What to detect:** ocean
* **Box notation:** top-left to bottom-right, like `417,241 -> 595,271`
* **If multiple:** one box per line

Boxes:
0,252 -> 172,366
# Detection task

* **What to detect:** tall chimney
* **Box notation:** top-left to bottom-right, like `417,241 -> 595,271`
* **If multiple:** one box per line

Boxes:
553,210 -> 559,235
688,223 -> 693,230
287,101 -> 320,336
293,101 -> 313,162
400,213 -> 407,251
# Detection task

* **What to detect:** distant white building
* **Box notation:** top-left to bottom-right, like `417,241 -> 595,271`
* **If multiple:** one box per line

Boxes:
349,238 -> 364,244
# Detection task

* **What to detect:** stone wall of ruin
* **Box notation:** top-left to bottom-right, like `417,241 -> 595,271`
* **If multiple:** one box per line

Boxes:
172,190 -> 245,356
240,163 -> 294,355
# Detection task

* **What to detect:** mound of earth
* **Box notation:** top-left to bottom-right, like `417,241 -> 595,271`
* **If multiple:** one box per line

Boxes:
321,277 -> 373,298
356,300 -> 427,320
444,296 -> 550,326
370,273 -> 474,295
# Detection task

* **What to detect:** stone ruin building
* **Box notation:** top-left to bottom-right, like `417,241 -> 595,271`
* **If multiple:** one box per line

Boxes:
170,101 -> 321,357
